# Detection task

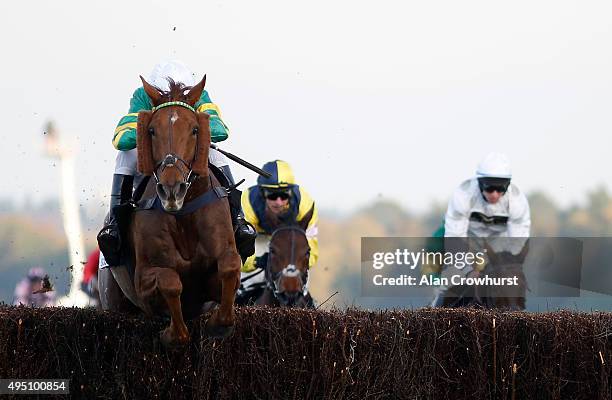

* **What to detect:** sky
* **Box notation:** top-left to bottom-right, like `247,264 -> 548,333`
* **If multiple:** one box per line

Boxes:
2,0 -> 611,214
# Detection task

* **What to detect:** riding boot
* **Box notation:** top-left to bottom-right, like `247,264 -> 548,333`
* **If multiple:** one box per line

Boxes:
219,165 -> 257,261
97,174 -> 134,266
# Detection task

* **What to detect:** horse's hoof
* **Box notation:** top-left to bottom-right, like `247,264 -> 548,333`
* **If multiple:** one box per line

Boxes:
204,321 -> 235,339
160,327 -> 189,349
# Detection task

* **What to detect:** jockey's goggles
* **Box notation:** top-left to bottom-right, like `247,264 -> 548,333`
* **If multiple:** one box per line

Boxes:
483,185 -> 507,194
264,190 -> 291,201
478,177 -> 510,194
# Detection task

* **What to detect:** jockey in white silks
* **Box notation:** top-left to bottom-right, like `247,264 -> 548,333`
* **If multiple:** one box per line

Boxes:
431,152 -> 531,306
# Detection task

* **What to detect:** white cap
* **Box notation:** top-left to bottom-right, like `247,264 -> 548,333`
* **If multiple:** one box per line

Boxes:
476,152 -> 512,179
148,59 -> 196,91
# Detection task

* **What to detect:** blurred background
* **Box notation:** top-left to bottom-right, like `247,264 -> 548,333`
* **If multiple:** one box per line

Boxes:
2,0 -> 611,309
4,187 -> 612,309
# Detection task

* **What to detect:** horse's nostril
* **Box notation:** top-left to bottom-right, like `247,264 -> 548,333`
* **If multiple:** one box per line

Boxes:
177,182 -> 187,197
156,183 -> 168,200
284,291 -> 300,301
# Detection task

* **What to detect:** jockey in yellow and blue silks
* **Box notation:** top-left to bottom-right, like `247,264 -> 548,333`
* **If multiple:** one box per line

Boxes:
240,160 -> 319,273
97,60 -> 256,267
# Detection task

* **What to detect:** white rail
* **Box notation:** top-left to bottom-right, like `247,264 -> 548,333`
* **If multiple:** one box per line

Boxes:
44,122 -> 91,307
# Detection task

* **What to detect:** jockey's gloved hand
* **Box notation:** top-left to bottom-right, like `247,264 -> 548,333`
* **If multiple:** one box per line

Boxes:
475,253 -> 488,272
255,253 -> 269,269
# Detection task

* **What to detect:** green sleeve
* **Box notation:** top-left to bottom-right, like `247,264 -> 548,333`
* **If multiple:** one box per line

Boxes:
425,222 -> 446,253
197,90 -> 212,105
129,87 -> 153,113
195,90 -> 229,143
113,87 -> 229,150
112,87 -> 153,150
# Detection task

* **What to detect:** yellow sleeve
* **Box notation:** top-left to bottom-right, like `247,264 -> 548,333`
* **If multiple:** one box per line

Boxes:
241,188 -> 262,232
307,236 -> 319,268
297,187 -> 315,221
297,187 -> 319,268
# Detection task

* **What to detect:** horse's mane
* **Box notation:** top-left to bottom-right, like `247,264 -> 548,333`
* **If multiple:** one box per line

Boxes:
155,78 -> 192,102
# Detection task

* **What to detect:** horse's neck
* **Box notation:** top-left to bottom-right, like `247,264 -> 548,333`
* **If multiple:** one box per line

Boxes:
264,208 -> 294,231
170,173 -> 212,259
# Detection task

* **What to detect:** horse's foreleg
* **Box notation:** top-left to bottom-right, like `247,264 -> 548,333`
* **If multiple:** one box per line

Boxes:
148,267 -> 190,347
206,249 -> 241,338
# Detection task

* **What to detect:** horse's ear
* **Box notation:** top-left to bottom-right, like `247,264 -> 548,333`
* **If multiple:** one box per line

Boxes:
140,75 -> 163,106
186,75 -> 206,106
136,111 -> 154,175
192,112 -> 211,176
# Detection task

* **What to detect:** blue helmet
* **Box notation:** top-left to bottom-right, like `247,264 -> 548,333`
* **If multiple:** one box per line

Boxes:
257,160 -> 296,189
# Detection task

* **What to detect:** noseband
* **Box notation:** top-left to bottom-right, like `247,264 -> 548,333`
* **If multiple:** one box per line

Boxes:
265,226 -> 310,305
150,101 -> 199,189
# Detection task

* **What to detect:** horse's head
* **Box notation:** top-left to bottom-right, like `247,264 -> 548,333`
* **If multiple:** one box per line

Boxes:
266,226 -> 311,306
484,262 -> 526,311
136,75 -> 211,212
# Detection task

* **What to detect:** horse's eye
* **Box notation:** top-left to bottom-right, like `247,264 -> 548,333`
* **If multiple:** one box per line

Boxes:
192,127 -> 199,135
148,127 -> 155,136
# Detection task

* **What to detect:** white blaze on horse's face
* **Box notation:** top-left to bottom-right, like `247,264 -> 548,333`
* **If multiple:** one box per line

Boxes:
152,107 -> 198,212
282,264 -> 300,278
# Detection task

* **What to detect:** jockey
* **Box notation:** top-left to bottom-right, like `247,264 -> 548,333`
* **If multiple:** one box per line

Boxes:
81,248 -> 100,301
432,152 -> 531,306
240,160 -> 319,275
97,59 -> 256,267
13,267 -> 55,307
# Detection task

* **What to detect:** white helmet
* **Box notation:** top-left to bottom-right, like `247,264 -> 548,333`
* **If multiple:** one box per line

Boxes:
476,152 -> 512,179
148,59 -> 196,91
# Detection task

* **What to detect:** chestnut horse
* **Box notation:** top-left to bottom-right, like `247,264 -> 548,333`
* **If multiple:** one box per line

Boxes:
237,226 -> 314,308
101,76 -> 241,347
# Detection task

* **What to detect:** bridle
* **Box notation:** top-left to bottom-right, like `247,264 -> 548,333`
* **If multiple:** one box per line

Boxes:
265,226 -> 310,305
150,101 -> 200,190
